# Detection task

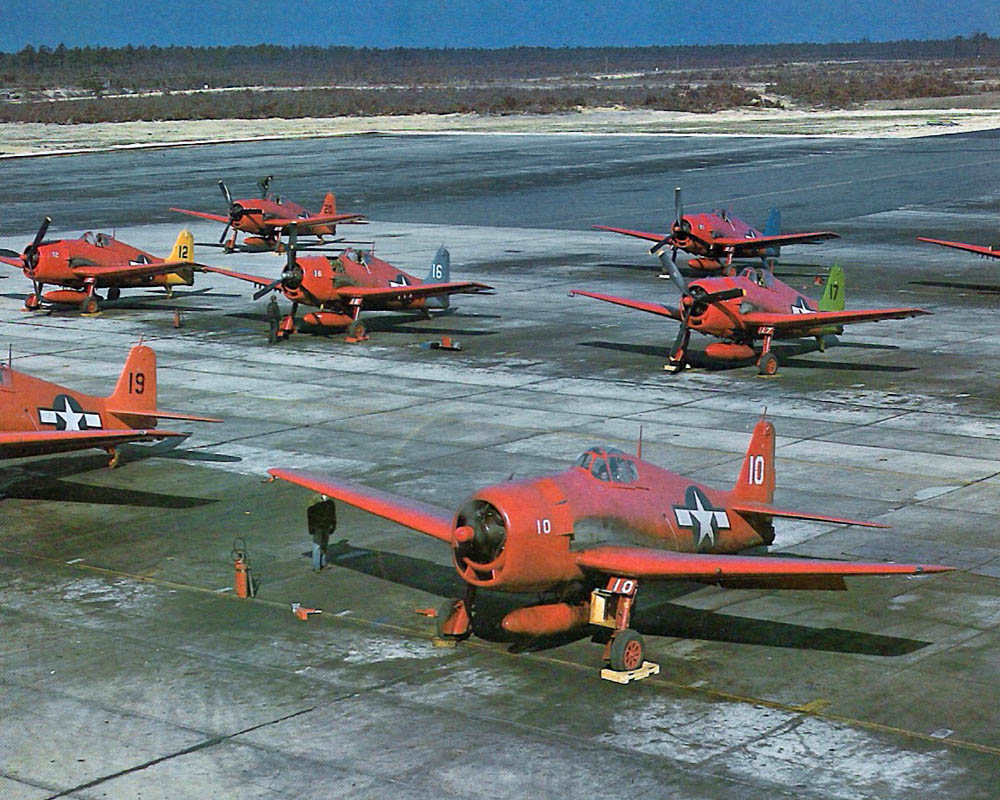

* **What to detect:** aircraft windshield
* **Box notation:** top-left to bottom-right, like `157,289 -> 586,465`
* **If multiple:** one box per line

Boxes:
579,447 -> 638,484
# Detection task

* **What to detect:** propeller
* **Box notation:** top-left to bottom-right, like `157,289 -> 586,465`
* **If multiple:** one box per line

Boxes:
252,223 -> 301,301
21,216 -> 51,275
650,187 -> 690,257
658,252 -> 743,372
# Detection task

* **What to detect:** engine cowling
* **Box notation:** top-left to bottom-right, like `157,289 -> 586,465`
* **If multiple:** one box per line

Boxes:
451,481 -> 581,592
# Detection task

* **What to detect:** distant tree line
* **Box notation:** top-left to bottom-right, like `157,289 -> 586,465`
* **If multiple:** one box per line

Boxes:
0,36 -> 997,92
0,84 -> 768,123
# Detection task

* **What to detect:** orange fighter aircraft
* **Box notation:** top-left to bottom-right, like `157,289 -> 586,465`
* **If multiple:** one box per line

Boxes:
0,342 -> 221,467
202,225 -> 493,341
0,218 -> 203,314
595,187 -> 839,273
269,418 -> 951,672
571,258 -> 928,375
918,235 -> 1000,260
171,176 -> 365,253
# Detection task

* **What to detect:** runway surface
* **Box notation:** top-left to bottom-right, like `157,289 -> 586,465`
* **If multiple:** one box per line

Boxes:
2,132 -> 1000,799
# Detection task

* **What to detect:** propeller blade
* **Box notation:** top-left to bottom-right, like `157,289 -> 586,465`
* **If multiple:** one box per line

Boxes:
218,222 -> 232,245
252,279 -> 283,301
701,287 -> 744,304
657,252 -> 688,296
674,186 -> 683,227
649,236 -> 673,255
32,217 -> 51,249
668,321 -> 691,373
0,248 -> 20,258
285,223 -> 298,271
219,180 -> 233,207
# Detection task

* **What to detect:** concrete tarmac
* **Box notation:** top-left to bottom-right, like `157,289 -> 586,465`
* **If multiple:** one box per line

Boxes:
1,132 -> 1000,799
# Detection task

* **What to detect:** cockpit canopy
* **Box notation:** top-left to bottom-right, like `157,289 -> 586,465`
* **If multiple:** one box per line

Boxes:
739,266 -> 776,288
574,446 -> 639,484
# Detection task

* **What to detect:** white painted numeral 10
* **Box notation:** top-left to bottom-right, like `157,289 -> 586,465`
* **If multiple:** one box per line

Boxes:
607,577 -> 636,595
535,519 -> 552,534
748,455 -> 766,485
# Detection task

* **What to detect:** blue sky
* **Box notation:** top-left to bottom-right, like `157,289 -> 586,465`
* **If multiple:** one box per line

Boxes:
1,1 -> 996,51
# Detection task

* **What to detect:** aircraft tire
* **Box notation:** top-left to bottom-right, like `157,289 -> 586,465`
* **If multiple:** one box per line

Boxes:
24,293 -> 40,311
608,629 -> 645,672
347,320 -> 366,340
107,286 -> 121,301
80,296 -> 99,315
757,352 -> 779,376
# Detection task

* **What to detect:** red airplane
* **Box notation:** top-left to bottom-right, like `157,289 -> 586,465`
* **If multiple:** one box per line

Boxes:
202,226 -> 492,341
571,259 -> 928,375
0,218 -> 202,313
1,342 -> 221,467
594,187 -> 839,273
268,418 -> 951,672
171,176 -> 365,253
918,236 -> 1000,260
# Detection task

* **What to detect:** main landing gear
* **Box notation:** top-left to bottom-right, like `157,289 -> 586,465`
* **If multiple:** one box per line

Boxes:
591,578 -> 647,672
756,326 -> 779,377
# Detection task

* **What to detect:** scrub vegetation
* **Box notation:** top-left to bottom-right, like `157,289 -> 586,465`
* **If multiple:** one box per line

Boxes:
0,35 -> 997,123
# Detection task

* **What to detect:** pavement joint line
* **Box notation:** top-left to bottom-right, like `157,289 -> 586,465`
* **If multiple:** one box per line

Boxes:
7,546 -> 1000,761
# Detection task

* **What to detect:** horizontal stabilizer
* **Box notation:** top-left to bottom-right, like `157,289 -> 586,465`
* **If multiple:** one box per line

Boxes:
731,502 -> 890,529
110,408 -> 222,423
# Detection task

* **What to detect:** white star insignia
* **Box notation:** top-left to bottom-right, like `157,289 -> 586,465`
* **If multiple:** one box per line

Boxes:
673,486 -> 730,551
38,395 -> 102,431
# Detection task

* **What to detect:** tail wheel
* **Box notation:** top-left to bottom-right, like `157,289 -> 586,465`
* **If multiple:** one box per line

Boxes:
80,296 -> 99,315
608,629 -> 645,672
107,286 -> 121,301
24,293 -> 40,311
757,352 -> 779,376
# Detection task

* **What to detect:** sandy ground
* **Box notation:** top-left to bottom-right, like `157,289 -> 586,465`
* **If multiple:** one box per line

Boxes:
2,105 -> 1000,158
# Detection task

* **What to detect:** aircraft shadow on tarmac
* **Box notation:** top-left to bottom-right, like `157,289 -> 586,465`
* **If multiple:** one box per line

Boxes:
324,540 -> 930,657
910,279 -> 1000,294
0,438 -> 236,508
579,337 -> 915,373
0,294 -> 223,314
224,309 -> 499,338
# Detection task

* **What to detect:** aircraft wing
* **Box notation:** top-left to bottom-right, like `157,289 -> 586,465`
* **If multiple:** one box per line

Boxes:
712,231 -> 839,250
0,429 -> 184,460
741,307 -> 928,332
169,208 -> 232,224
576,546 -> 951,581
71,261 -> 207,281
337,281 -> 493,302
592,225 -> 667,244
267,213 -> 366,230
268,468 -> 455,543
918,237 -> 1000,259
200,265 -> 275,288
569,290 -> 682,320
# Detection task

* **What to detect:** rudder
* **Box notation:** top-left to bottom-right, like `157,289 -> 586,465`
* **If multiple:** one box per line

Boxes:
320,192 -> 337,216
166,230 -> 194,263
732,419 -> 775,504
425,247 -> 451,309
819,265 -> 845,311
108,344 -> 158,414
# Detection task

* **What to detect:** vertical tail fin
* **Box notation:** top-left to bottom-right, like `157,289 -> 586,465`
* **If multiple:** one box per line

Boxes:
108,344 -> 158,415
425,247 -> 451,309
732,419 -> 775,504
166,230 -> 194,263
320,192 -> 337,217
819,265 -> 845,311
